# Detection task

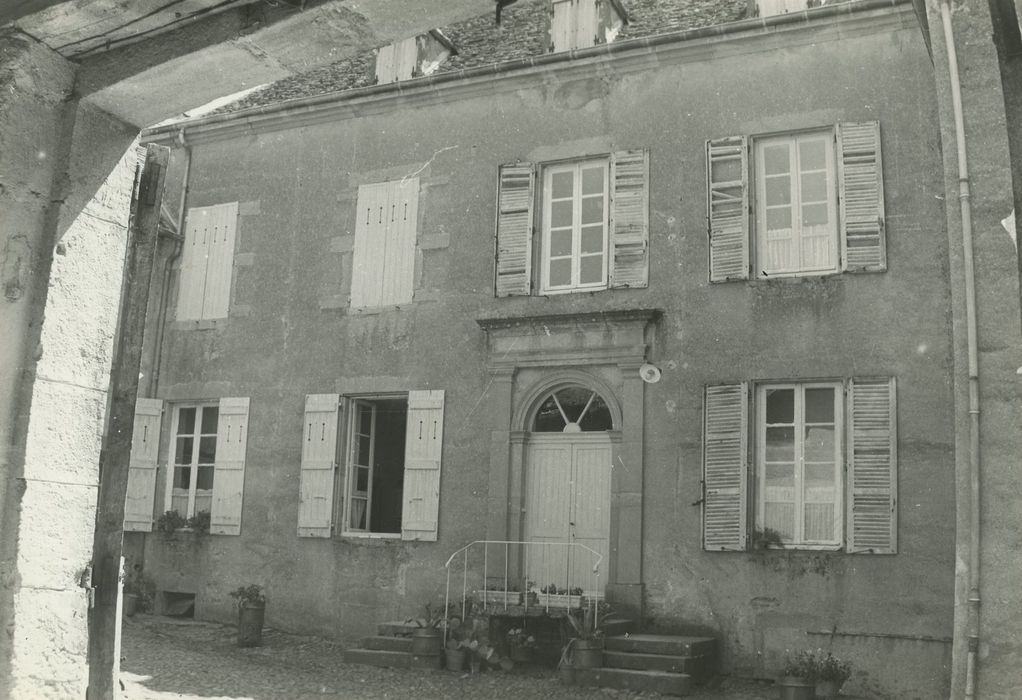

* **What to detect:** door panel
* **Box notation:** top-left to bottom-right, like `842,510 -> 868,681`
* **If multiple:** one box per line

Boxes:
570,443 -> 612,592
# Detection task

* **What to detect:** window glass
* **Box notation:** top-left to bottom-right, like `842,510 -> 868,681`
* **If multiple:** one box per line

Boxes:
542,159 -> 608,293
344,398 -> 407,535
532,386 -> 613,432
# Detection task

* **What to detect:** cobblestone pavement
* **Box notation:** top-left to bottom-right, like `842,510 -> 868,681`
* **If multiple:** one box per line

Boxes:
120,615 -> 777,700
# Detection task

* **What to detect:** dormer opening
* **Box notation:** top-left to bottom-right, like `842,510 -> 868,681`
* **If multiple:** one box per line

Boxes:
374,29 -> 457,85
548,0 -> 627,54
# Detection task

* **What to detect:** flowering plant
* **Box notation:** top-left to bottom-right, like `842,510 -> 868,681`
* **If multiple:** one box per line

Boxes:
781,649 -> 850,683
506,627 -> 536,649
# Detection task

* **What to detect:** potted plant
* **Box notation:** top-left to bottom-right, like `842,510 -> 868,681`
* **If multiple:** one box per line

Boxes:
505,626 -> 537,663
156,510 -> 187,536
186,510 -> 210,534
537,583 -> 583,609
230,584 -> 266,647
475,581 -> 520,607
815,651 -> 851,699
406,602 -> 446,657
121,564 -> 154,617
558,638 -> 577,685
564,601 -> 606,668
777,650 -> 820,700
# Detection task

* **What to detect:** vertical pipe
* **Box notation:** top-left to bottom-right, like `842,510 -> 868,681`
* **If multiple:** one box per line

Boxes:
939,3 -> 983,698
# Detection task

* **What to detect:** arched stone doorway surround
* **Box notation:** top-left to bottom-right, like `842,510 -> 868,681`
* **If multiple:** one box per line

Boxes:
475,308 -> 661,618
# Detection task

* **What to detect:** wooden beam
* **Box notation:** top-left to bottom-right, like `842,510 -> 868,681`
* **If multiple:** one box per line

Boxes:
86,144 -> 169,700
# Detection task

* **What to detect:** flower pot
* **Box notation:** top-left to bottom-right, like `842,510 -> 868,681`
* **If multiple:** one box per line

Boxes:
816,679 -> 845,698
559,664 -> 576,686
776,675 -> 817,700
123,593 -> 139,617
237,603 -> 265,647
410,627 -> 443,656
445,647 -> 466,672
572,638 -> 603,668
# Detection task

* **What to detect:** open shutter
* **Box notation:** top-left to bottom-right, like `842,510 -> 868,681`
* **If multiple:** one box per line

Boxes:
401,390 -> 445,541
702,383 -> 748,551
838,121 -> 886,272
351,182 -> 390,308
846,377 -> 897,553
201,201 -> 238,320
550,0 -> 573,51
211,397 -> 249,536
494,163 -> 535,297
382,178 -> 418,306
124,398 -> 163,532
177,206 -> 213,320
609,149 -> 649,289
706,137 -> 749,282
298,394 -> 340,538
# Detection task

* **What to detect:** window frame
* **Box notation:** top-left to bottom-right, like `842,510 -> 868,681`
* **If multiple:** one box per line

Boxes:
751,128 -> 839,279
754,380 -> 845,550
165,401 -> 219,519
539,157 -> 611,295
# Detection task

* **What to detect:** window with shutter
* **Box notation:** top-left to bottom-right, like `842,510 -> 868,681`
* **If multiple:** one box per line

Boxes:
401,390 -> 445,541
610,150 -> 650,289
298,394 -> 342,538
350,178 -> 419,309
706,121 -> 885,282
846,377 -> 897,553
702,383 -> 748,551
177,202 -> 238,321
495,163 -> 535,297
166,402 -> 219,519
124,398 -> 163,532
210,397 -> 250,536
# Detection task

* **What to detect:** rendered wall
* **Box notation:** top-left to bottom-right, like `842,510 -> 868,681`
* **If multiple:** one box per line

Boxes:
142,8 -> 952,698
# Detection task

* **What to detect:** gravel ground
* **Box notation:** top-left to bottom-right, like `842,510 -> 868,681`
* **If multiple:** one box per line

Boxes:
120,615 -> 778,700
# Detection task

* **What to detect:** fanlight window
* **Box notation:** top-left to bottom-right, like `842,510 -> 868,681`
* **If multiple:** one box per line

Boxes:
533,386 -> 613,432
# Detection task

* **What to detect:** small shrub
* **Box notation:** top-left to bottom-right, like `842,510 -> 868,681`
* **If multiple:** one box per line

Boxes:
230,584 -> 266,609
186,510 -> 210,534
156,510 -> 187,535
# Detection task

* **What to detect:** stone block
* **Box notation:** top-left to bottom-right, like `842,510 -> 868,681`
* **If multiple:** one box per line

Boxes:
16,480 -> 97,590
9,587 -> 89,698
20,379 -> 105,486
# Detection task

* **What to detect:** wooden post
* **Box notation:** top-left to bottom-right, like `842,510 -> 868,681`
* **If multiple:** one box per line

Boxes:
86,144 -> 169,700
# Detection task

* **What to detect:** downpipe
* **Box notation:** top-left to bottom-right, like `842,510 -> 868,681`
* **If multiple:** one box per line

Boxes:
939,2 -> 983,697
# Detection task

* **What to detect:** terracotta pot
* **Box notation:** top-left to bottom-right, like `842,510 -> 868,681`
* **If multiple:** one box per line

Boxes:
559,664 -> 576,686
237,603 -> 265,647
410,627 -> 443,655
776,675 -> 816,700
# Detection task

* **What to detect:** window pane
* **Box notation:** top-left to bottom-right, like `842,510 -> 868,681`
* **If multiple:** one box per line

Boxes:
766,208 -> 792,231
357,435 -> 371,464
763,144 -> 790,176
765,388 -> 794,423
359,407 -> 372,435
198,436 -> 217,464
551,200 -> 573,228
200,406 -> 219,434
804,462 -> 836,488
533,395 -> 566,432
175,437 -> 193,464
802,203 -> 829,227
350,499 -> 367,529
800,172 -> 827,203
196,466 -> 214,490
580,196 -> 603,226
551,170 -> 573,199
193,493 -> 212,517
178,407 -> 196,435
804,503 -> 835,541
578,394 -> 613,431
580,227 -> 603,255
581,166 -> 603,195
765,462 -> 794,488
805,388 -> 835,423
579,255 -> 603,284
804,426 -> 835,462
555,387 -> 592,423
356,467 -> 369,492
550,229 -> 572,257
765,176 -> 791,206
548,258 -> 571,287
764,502 -> 795,540
174,466 -> 191,489
765,427 -> 794,462
171,493 -> 188,515
799,138 -> 826,170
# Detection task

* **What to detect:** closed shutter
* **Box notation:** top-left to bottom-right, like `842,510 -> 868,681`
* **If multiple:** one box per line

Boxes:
298,394 -> 341,538
201,201 -> 238,320
609,149 -> 649,289
550,0 -> 573,51
494,163 -> 535,297
177,206 -> 212,320
124,398 -> 163,532
401,390 -> 445,541
575,0 -> 598,48
351,182 -> 390,308
838,122 -> 886,272
706,137 -> 750,282
846,377 -> 897,553
382,178 -> 418,306
702,383 -> 748,551
211,397 -> 250,536
375,43 -> 395,83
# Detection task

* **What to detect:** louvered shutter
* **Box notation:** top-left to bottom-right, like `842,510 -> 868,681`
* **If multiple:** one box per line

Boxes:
609,149 -> 649,289
211,397 -> 249,536
201,201 -> 238,320
846,377 -> 897,553
298,394 -> 341,538
494,163 -> 535,297
401,390 -> 445,541
382,178 -> 418,306
351,182 -> 390,308
706,137 -> 750,282
702,383 -> 748,551
177,206 -> 212,320
124,398 -> 163,532
838,122 -> 886,272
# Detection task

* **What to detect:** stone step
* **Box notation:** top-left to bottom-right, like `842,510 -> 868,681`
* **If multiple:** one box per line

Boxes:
601,617 -> 638,636
603,650 -> 710,678
604,634 -> 716,658
361,635 -> 412,652
377,620 -> 419,637
573,667 -> 694,696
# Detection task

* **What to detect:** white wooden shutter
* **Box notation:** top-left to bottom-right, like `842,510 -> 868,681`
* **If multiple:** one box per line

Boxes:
375,43 -> 395,83
846,377 -> 897,553
401,390 -> 445,541
609,149 -> 650,289
550,0 -> 573,51
177,206 -> 213,320
381,178 -> 418,306
702,383 -> 748,551
575,0 -> 598,48
201,201 -> 238,320
495,163 -> 535,297
838,122 -> 886,272
706,137 -> 750,282
124,398 -> 163,532
351,182 -> 390,308
298,394 -> 340,538
211,397 -> 250,536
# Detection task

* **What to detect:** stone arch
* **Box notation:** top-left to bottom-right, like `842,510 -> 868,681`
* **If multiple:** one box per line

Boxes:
512,369 -> 623,434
